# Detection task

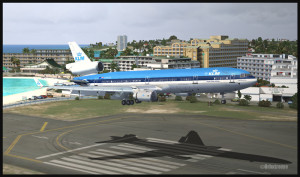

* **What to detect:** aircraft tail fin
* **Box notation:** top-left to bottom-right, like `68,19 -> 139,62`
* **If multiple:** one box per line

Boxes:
68,41 -> 91,63
34,78 -> 43,88
178,130 -> 205,146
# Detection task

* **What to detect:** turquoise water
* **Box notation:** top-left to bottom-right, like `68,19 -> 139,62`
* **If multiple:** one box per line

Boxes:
3,78 -> 48,96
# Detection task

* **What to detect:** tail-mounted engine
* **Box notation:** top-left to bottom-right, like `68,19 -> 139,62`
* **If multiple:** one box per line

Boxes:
66,61 -> 104,76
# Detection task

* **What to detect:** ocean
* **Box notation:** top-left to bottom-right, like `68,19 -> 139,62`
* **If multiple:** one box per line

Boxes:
3,44 -> 90,53
3,78 -> 48,96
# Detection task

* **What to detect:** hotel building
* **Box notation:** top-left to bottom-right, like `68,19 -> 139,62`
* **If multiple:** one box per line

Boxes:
237,54 -> 297,81
153,35 -> 249,68
3,49 -> 73,69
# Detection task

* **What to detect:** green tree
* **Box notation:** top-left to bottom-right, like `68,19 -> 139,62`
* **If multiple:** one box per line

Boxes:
15,59 -> 20,68
110,62 -> 118,72
239,99 -> 249,106
10,56 -> 17,68
168,35 -> 178,41
175,96 -> 183,101
131,63 -> 138,70
289,93 -> 297,109
30,49 -> 37,54
161,38 -> 167,46
22,47 -> 30,54
237,90 -> 242,99
120,47 -> 133,56
243,95 -> 252,102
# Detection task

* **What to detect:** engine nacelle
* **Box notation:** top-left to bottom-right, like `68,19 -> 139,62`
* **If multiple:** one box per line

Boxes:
66,61 -> 104,76
135,90 -> 158,102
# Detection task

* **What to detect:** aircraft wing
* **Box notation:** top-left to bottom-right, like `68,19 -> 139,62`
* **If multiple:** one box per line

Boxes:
48,85 -> 162,93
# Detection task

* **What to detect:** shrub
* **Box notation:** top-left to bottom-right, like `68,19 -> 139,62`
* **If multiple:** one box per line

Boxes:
258,100 -> 271,107
214,99 -> 221,104
104,93 -> 111,99
175,96 -> 183,101
75,96 -> 79,100
186,96 -> 191,101
158,96 -> 166,102
98,96 -> 103,99
289,93 -> 297,109
239,99 -> 249,106
189,96 -> 198,103
276,102 -> 284,109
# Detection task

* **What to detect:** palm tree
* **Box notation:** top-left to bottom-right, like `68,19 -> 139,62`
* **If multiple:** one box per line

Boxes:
243,95 -> 252,102
10,56 -> 17,68
22,47 -> 30,54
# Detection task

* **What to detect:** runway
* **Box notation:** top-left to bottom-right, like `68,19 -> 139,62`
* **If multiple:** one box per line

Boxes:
3,113 -> 297,174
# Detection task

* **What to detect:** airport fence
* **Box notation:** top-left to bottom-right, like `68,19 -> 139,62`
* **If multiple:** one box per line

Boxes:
3,96 -> 98,109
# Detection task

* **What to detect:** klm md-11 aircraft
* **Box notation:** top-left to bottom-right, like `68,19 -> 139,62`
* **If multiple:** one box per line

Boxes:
51,42 -> 256,105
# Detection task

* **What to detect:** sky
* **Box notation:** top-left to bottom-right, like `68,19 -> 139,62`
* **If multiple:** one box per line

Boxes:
3,3 -> 298,44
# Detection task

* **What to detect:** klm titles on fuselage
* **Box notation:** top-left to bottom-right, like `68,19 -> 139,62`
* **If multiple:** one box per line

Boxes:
208,69 -> 221,76
75,52 -> 85,61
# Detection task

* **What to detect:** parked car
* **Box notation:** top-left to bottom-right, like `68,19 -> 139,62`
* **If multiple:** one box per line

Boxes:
231,97 -> 240,102
36,96 -> 44,99
288,101 -> 293,105
28,96 -> 38,100
41,95 -> 48,98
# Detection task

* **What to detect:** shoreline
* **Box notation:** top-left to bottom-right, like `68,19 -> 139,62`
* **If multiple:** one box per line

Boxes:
3,77 -> 67,105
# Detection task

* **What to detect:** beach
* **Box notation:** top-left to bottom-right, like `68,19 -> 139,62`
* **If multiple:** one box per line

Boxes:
3,77 -> 67,105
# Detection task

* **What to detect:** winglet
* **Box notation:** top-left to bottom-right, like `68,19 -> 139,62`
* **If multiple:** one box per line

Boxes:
178,130 -> 205,146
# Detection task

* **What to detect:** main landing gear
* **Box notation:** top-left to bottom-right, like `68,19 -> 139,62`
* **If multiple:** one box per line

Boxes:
220,92 -> 226,104
121,99 -> 142,105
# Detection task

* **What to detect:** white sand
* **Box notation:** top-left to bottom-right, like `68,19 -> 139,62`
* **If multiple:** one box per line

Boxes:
3,77 -> 67,105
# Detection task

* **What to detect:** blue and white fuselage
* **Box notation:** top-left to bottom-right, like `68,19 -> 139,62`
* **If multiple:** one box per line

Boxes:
73,67 -> 256,94
53,42 -> 257,105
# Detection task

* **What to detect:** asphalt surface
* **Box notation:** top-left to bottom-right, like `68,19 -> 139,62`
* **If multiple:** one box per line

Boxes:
3,113 -> 297,174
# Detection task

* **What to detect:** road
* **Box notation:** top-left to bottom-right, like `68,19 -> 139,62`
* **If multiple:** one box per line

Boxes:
3,113 -> 297,174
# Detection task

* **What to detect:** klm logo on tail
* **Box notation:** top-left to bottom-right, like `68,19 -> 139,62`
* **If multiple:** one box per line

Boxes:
75,52 -> 85,61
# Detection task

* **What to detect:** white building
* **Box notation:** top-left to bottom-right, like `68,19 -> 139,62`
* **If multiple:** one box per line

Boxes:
117,35 -> 127,51
237,54 -> 291,81
236,55 -> 297,102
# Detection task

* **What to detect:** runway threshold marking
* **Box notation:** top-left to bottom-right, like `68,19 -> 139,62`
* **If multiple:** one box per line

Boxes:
4,116 -> 131,154
195,121 -> 297,150
36,143 -> 107,159
4,116 -> 133,164
54,116 -> 133,151
40,122 -> 48,132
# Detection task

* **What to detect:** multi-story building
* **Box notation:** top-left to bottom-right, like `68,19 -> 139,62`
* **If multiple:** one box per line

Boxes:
270,55 -> 297,89
3,49 -> 72,69
153,35 -> 248,68
99,56 -> 200,72
117,35 -> 127,51
237,54 -> 296,81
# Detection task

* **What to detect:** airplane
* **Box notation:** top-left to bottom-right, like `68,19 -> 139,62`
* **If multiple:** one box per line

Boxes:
51,42 -> 257,105
91,131 -> 291,164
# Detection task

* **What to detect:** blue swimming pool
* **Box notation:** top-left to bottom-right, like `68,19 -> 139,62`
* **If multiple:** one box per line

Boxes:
3,78 -> 48,96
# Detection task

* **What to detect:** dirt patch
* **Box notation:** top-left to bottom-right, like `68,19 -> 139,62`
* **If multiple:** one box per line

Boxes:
126,103 -> 182,114
259,115 -> 297,121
